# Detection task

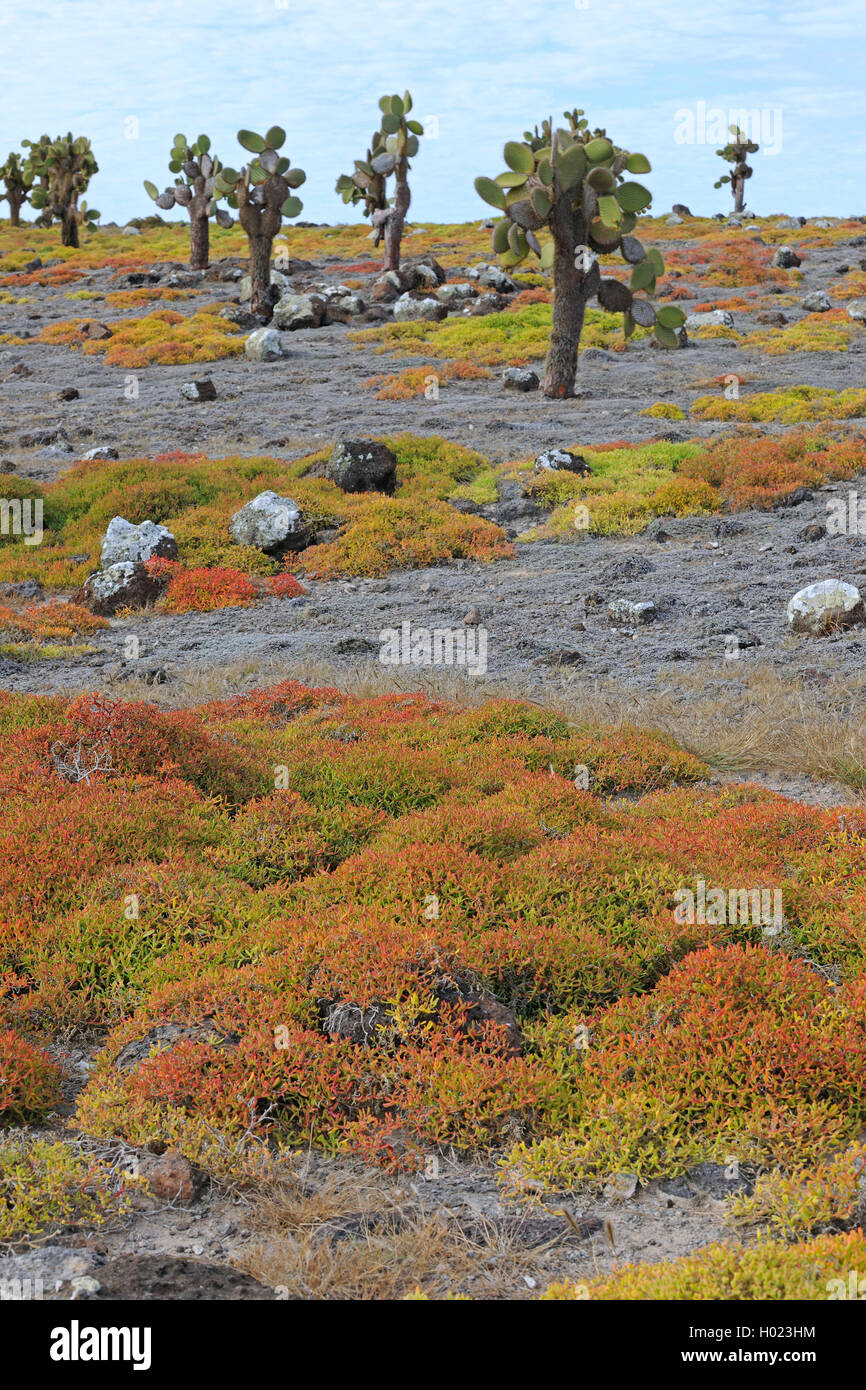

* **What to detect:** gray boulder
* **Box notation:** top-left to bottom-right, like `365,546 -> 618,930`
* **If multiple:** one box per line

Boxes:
787,579 -> 866,635
101,516 -> 178,568
327,439 -> 397,494
534,449 -> 591,475
846,299 -> 866,322
239,268 -> 291,302
272,292 -> 326,330
473,264 -> 516,293
801,290 -> 831,313
437,282 -> 477,304
392,293 -> 448,322
502,367 -> 539,392
83,446 -> 120,462
77,561 -> 166,616
230,491 -> 309,554
244,326 -> 288,361
685,309 -> 734,330
608,598 -> 657,626
771,246 -> 801,268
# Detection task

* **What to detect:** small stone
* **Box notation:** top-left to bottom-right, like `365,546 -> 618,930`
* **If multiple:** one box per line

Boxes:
502,367 -> 539,392
58,386 -> 80,401
138,1148 -> 201,1203
671,204 -> 692,217
83,446 -> 119,461
180,379 -> 217,402
463,607 -> 482,626
272,292 -> 326,331
756,310 -> 788,326
846,299 -> 866,323
665,214 -> 683,226
798,522 -> 827,542
604,1172 -> 639,1200
608,598 -> 657,626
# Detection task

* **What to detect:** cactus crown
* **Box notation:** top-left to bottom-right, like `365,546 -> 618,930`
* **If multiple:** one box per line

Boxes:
23,133 -> 98,224
144,134 -> 233,228
475,111 -> 686,347
335,92 -> 423,217
213,127 -> 305,226
1,151 -> 31,186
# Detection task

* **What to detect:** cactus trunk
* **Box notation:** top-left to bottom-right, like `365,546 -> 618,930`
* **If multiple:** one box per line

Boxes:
7,192 -> 23,227
732,175 -> 745,212
189,213 -> 209,270
542,183 -> 584,399
248,235 -> 272,317
61,205 -> 79,248
383,156 -> 410,272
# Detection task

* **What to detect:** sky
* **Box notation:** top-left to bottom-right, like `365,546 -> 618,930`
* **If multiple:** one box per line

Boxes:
2,0 -> 865,227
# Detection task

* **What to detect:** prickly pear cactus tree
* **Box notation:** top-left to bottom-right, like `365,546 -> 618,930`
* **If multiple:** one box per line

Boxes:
714,125 -> 758,213
144,135 -> 233,270
0,153 -> 33,227
335,130 -> 389,221
476,111 -> 685,398
213,127 -> 305,318
337,93 -> 423,272
23,134 -> 99,247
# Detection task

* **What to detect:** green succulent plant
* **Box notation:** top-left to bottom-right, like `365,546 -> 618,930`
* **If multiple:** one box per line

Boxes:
22,134 -> 99,247
714,125 -> 759,213
144,134 -> 233,270
336,93 -> 423,272
476,109 -> 685,398
0,152 -> 33,227
212,126 -> 305,318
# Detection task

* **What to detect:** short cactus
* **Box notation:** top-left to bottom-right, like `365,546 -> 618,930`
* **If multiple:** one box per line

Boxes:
336,93 -> 423,271
144,134 -> 233,270
213,127 -> 305,318
22,134 -> 99,247
714,125 -> 759,213
0,152 -> 33,227
476,110 -> 684,398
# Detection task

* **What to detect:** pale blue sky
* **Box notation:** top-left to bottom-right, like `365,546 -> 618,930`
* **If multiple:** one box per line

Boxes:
2,0 -> 864,225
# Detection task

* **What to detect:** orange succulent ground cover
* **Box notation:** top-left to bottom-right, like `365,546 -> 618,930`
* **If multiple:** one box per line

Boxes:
1,683 -> 863,1197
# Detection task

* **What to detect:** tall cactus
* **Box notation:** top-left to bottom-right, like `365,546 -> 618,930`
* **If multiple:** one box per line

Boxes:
476,110 -> 684,398
336,93 -> 423,271
22,134 -> 98,247
714,125 -> 759,214
0,152 -> 33,227
144,134 -> 233,270
213,127 -> 305,318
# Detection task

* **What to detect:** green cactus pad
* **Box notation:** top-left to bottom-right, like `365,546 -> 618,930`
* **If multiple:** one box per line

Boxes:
475,176 -> 507,211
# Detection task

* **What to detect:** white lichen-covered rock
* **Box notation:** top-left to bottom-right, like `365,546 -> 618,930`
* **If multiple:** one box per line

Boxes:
244,327 -> 288,362
685,309 -> 734,330
846,299 -> 866,322
471,264 -> 516,293
801,290 -> 831,313
534,449 -> 592,476
392,293 -> 447,322
787,579 -> 866,635
83,446 -> 120,462
608,598 -> 657,626
230,491 -> 309,554
437,282 -> 477,303
101,516 -> 178,568
771,245 -> 801,269
77,562 -> 165,616
271,293 -> 326,331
